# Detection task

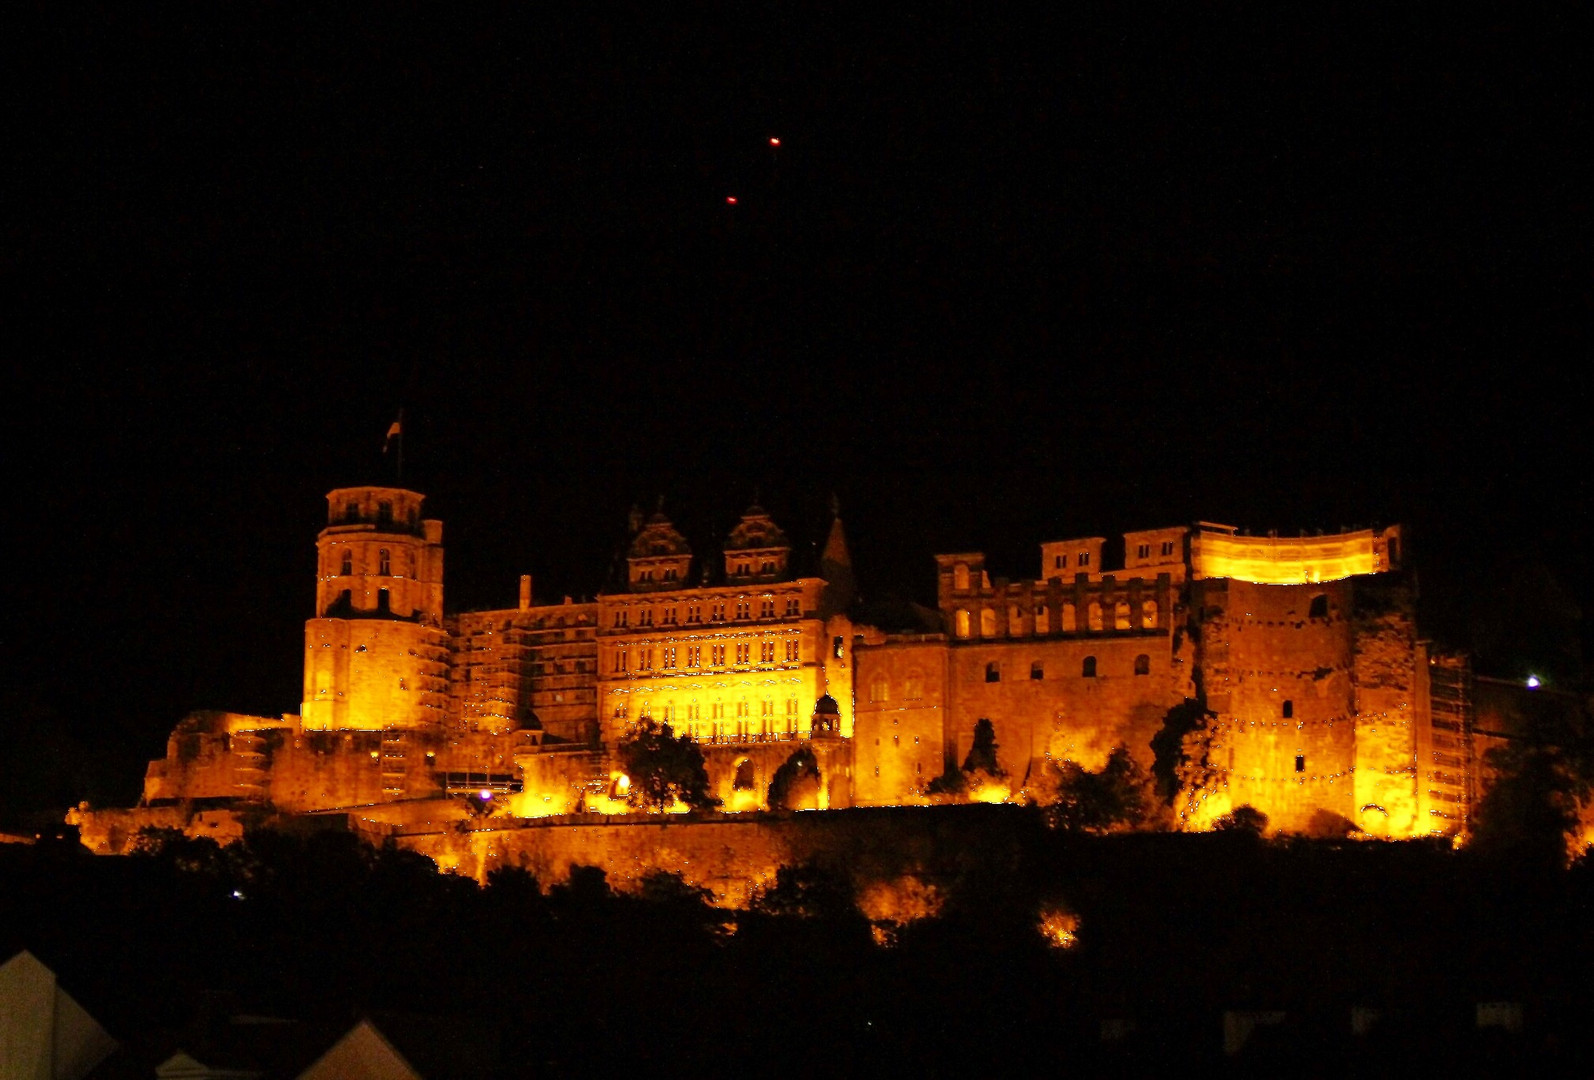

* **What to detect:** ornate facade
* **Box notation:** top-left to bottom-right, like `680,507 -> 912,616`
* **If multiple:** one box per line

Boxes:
76,484 -> 1480,852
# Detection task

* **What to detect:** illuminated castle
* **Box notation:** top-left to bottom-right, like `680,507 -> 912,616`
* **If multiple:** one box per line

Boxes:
75,484 -> 1478,852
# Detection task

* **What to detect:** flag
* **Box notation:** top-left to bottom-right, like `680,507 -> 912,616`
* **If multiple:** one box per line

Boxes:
383,415 -> 403,453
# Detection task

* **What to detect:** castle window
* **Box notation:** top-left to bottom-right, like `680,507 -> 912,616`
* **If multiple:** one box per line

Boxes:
954,563 -> 971,591
614,705 -> 627,719
339,550 -> 353,576
736,643 -> 751,664
663,607 -> 678,625
712,702 -> 724,720
640,569 -> 654,583
1078,551 -> 1090,567
761,560 -> 775,575
1161,540 -> 1176,557
737,701 -> 749,717
833,636 -> 845,660
1143,600 -> 1159,628
737,562 -> 750,577
712,602 -> 725,621
1134,654 -> 1150,676
980,609 -> 997,637
378,549 -> 391,576
736,600 -> 750,620
761,599 -> 776,618
1062,604 -> 1076,632
1082,656 -> 1097,678
785,639 -> 799,662
871,680 -> 889,703
377,588 -> 390,612
1010,606 -> 1024,634
1088,602 -> 1103,632
760,641 -> 775,663
1282,700 -> 1293,719
1054,555 -> 1064,570
638,648 -> 653,670
663,567 -> 678,581
345,500 -> 359,521
1137,543 -> 1150,560
1115,601 -> 1131,630
1295,753 -> 1306,773
785,597 -> 800,616
639,609 -> 653,627
1035,605 -> 1048,633
687,646 -> 701,667
378,501 -> 392,525
614,650 -> 627,673
955,610 -> 971,638
1309,594 -> 1329,619
762,699 -> 774,717
615,609 -> 628,628
985,661 -> 1000,683
663,647 -> 677,669
712,645 -> 726,666
688,605 -> 701,623
1031,661 -> 1044,680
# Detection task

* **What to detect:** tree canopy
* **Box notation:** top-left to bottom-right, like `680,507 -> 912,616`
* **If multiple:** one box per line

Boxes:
616,719 -> 719,812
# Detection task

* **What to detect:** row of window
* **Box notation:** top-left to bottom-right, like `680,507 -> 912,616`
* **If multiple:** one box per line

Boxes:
981,654 -> 1152,681
334,547 -> 416,578
613,639 -> 801,672
615,699 -> 801,723
613,596 -> 801,628
955,599 -> 1159,638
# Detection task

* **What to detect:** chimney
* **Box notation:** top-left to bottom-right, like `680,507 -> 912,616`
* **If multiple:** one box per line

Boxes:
519,575 -> 532,611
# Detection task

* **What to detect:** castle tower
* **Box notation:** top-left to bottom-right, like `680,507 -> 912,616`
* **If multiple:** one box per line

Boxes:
722,503 -> 791,585
300,487 -> 450,731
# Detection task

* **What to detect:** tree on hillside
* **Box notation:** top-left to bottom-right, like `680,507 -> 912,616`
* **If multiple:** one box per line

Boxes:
768,745 -> 822,810
1046,745 -> 1155,833
616,719 -> 720,812
927,718 -> 1006,797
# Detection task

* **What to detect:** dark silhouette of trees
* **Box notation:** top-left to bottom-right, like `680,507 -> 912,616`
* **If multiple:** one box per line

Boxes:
616,719 -> 719,811
1046,746 -> 1154,833
767,745 -> 821,810
928,718 -> 1005,796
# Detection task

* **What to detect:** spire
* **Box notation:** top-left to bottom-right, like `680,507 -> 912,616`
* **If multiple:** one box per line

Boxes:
819,503 -> 855,616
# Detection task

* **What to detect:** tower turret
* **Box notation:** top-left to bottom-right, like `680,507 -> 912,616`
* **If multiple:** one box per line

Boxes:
301,486 -> 450,732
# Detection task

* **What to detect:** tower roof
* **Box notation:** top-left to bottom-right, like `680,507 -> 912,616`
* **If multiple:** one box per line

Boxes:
628,510 -> 691,558
724,504 -> 790,552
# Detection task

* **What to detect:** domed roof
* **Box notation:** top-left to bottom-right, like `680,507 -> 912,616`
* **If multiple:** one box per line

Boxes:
628,512 -> 691,558
814,693 -> 840,715
725,504 -> 789,552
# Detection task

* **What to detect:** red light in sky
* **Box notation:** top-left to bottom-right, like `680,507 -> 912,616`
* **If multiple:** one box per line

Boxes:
769,137 -> 780,147
726,196 -> 738,204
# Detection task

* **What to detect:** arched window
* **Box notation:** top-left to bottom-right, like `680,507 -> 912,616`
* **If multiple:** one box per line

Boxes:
980,609 -> 997,637
1142,599 -> 1158,628
1030,661 -> 1044,680
955,609 -> 971,638
1088,602 -> 1103,632
1062,603 -> 1077,632
1309,594 -> 1329,618
339,550 -> 353,576
1082,656 -> 1097,678
1282,700 -> 1293,719
1114,601 -> 1131,630
1134,654 -> 1150,676
378,549 -> 391,576
953,563 -> 970,591
985,661 -> 1001,683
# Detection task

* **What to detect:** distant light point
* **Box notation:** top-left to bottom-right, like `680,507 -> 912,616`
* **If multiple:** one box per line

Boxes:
726,196 -> 738,205
769,137 -> 780,147
1526,675 -> 1541,689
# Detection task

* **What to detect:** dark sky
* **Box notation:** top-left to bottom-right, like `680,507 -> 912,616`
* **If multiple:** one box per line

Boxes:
5,6 -> 1587,806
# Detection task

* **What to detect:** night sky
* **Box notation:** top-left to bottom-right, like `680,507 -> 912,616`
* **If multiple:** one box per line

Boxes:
6,6 -> 1587,811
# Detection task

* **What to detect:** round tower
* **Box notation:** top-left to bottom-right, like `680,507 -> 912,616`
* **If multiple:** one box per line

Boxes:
300,487 -> 449,732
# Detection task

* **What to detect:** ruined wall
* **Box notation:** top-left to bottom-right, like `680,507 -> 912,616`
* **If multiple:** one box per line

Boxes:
854,636 -> 949,804
1197,579 -> 1359,833
945,634 -> 1181,785
398,804 -> 1032,907
301,618 -> 450,732
1350,577 -> 1421,836
452,603 -> 598,741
